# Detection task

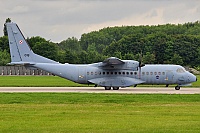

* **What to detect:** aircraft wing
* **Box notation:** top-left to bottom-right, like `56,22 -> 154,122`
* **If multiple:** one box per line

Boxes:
88,77 -> 145,87
99,57 -> 125,67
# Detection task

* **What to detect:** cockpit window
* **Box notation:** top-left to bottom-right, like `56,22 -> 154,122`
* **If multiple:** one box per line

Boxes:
176,68 -> 185,73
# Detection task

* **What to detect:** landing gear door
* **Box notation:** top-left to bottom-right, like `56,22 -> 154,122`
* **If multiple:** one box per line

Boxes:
78,67 -> 86,83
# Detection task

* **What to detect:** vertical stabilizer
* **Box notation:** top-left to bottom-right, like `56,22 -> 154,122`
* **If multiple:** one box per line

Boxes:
6,23 -> 58,64
6,23 -> 33,63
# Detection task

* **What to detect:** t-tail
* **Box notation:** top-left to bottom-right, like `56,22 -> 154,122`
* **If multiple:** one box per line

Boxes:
6,22 -> 58,65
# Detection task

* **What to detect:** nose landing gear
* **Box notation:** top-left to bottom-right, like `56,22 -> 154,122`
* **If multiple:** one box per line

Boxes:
175,86 -> 180,90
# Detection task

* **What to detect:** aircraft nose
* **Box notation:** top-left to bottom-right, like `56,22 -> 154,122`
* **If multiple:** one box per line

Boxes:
188,73 -> 197,83
192,74 -> 197,82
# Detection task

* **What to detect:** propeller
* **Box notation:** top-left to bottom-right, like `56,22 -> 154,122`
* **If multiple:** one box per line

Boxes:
138,51 -> 145,79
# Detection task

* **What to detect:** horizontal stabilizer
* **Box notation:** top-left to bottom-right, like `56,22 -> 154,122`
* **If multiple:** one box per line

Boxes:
7,62 -> 35,66
88,77 -> 145,87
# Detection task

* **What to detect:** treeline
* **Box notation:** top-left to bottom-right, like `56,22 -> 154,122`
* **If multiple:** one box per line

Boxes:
1,20 -> 200,68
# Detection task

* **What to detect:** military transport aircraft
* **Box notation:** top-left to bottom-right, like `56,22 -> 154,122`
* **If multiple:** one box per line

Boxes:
6,22 -> 197,90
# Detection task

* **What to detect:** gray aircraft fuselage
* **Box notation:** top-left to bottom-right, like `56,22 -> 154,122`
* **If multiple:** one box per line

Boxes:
33,62 -> 196,89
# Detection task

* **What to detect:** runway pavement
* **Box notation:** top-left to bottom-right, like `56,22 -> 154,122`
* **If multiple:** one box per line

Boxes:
0,87 -> 200,94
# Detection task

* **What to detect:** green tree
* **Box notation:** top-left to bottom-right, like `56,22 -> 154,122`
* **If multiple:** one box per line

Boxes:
123,53 -> 135,60
143,52 -> 155,64
195,47 -> 200,66
113,51 -> 122,59
170,54 -> 183,65
33,41 -> 59,61
78,50 -> 88,64
86,43 -> 103,63
59,37 -> 81,52
56,50 -> 66,64
3,18 -> 11,36
27,36 -> 47,48
0,36 -> 9,52
0,50 -> 10,65
64,49 -> 80,64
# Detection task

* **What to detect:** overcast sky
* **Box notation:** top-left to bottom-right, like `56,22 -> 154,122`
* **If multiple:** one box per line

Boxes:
1,0 -> 200,42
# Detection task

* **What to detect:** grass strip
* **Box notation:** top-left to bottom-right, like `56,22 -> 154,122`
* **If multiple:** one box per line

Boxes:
0,93 -> 200,132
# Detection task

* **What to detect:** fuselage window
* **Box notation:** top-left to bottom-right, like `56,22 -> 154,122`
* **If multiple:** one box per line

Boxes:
87,72 -> 89,75
119,72 -> 121,75
134,72 -> 137,75
158,72 -> 161,75
95,72 -> 97,75
103,72 -> 105,75
150,72 -> 153,75
91,72 -> 93,75
154,72 -> 157,75
111,72 -> 113,75
142,72 -> 145,75
130,72 -> 133,75
99,72 -> 101,75
146,72 -> 149,75
126,72 -> 129,75
122,72 -> 125,75
162,72 -> 165,75
115,72 -> 117,75
107,72 -> 109,75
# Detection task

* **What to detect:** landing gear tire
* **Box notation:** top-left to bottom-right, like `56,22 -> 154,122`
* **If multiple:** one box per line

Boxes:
105,87 -> 111,90
134,84 -> 137,87
175,86 -> 180,90
113,87 -> 119,90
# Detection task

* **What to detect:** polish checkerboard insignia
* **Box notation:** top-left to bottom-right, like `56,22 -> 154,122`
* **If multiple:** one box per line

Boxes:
19,40 -> 23,44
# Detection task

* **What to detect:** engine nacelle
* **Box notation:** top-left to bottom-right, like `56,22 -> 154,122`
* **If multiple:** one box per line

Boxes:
123,60 -> 140,71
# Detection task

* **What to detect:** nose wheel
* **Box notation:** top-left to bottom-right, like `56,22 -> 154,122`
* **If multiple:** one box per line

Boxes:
175,86 -> 180,90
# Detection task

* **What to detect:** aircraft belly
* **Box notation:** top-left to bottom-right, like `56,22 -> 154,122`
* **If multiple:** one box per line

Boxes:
88,77 -> 145,87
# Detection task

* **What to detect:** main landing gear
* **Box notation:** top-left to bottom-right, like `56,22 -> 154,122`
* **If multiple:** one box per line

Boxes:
105,87 -> 119,90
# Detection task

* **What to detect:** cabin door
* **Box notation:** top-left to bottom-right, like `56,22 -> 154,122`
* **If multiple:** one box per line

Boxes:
78,67 -> 86,83
166,71 -> 174,83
